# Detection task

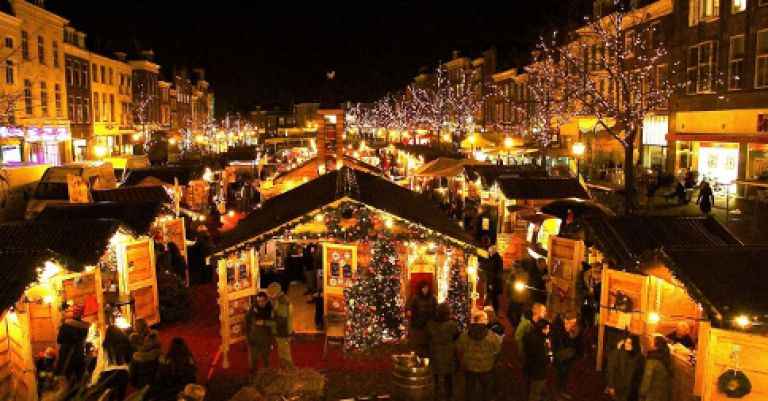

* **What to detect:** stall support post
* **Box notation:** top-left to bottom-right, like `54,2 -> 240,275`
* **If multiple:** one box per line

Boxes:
596,265 -> 610,371
216,258 -> 230,369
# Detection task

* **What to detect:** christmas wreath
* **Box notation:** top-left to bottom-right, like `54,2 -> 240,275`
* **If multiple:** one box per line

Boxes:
717,369 -> 751,398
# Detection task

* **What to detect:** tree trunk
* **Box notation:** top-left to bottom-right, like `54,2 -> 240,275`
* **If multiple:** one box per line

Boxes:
623,139 -> 636,215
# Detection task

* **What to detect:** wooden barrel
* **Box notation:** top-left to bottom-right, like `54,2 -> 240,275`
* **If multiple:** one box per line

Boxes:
391,363 -> 434,401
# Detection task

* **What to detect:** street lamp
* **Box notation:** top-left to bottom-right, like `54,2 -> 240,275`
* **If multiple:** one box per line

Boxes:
504,136 -> 514,165
572,142 -> 586,177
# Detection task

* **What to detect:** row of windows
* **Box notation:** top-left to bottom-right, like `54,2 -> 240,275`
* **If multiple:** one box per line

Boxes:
19,32 -> 59,68
689,29 -> 768,93
689,0 -> 768,26
65,58 -> 89,88
22,80 -> 62,117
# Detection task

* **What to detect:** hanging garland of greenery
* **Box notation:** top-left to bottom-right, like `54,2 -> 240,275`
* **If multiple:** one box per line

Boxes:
229,200 -> 479,255
717,370 -> 751,398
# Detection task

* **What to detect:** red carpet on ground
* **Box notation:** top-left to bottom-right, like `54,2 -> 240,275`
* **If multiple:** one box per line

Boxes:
157,282 -> 610,400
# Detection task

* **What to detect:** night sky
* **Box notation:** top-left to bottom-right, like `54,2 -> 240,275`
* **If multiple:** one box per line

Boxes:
45,0 -> 591,115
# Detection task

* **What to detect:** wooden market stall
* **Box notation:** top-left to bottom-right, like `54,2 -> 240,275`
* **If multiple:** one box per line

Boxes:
658,246 -> 768,401
0,230 -> 115,401
213,167 -> 485,365
583,216 -> 745,401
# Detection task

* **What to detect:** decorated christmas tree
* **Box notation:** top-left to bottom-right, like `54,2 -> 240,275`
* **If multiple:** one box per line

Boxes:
448,260 -> 470,330
344,270 -> 382,351
370,238 -> 404,340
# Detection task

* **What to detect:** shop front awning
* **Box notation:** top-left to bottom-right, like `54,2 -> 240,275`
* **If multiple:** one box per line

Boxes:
666,133 -> 768,144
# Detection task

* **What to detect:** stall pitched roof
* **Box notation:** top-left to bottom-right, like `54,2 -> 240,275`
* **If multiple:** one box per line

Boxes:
121,167 -> 198,187
660,246 -> 768,327
37,202 -> 163,236
462,165 -> 548,187
0,220 -> 120,268
275,155 -> 386,182
216,167 -> 480,253
0,248 -> 58,314
91,186 -> 172,204
584,216 -> 743,267
496,176 -> 590,200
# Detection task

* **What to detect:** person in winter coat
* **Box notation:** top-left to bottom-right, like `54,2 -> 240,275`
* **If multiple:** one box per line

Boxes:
192,226 -> 215,284
483,246 -> 504,313
551,312 -> 582,399
484,307 -> 505,337
426,303 -> 459,400
148,337 -> 197,401
167,242 -> 188,282
606,335 -> 644,401
128,318 -> 155,352
91,325 -> 132,401
129,331 -> 162,390
407,280 -> 438,356
523,319 -> 553,401
639,335 -> 672,401
245,291 -> 273,373
515,303 -> 547,359
266,282 -> 293,369
697,181 -> 714,215
456,311 -> 503,401
55,304 -> 91,381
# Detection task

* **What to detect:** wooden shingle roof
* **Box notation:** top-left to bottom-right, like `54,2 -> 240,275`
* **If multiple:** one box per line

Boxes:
37,202 -> 163,236
496,176 -> 590,200
216,167 -> 479,253
584,216 -> 743,267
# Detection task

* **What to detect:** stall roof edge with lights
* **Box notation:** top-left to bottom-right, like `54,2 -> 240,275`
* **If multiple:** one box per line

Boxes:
37,201 -> 165,237
216,167 -> 484,256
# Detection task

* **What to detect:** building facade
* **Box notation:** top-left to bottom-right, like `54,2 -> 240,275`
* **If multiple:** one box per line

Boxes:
667,0 -> 768,189
6,0 -> 70,165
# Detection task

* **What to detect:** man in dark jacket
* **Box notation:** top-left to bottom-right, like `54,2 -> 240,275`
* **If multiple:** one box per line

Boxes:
55,304 -> 90,381
456,311 -> 502,401
523,319 -> 552,401
552,312 -> 582,399
483,246 -> 504,313
245,292 -> 273,373
302,243 -> 316,296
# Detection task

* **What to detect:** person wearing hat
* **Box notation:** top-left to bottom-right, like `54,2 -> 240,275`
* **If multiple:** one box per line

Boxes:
426,303 -> 459,400
266,282 -> 293,368
55,303 -> 91,381
177,383 -> 206,401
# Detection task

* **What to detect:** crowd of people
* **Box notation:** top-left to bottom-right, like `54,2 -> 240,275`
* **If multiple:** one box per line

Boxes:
55,307 -> 201,401
403,245 -> 683,401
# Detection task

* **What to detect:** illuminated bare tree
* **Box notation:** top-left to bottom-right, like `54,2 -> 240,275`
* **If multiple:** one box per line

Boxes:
557,0 -> 683,213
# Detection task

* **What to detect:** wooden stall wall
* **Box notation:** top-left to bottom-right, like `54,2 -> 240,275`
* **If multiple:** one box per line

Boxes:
0,315 -> 11,400
217,248 -> 258,369
597,269 -> 649,370
119,239 -> 160,326
546,237 -> 585,316
322,243 -> 357,319
6,312 -> 34,401
700,328 -> 768,401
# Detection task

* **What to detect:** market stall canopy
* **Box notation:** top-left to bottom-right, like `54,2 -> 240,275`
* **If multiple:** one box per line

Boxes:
394,144 -> 461,162
0,248 -> 61,314
121,166 -> 200,187
0,220 -> 121,269
506,204 -> 536,214
216,167 -> 482,254
463,165 -> 547,187
516,211 -> 560,225
584,216 -> 743,268
91,186 -> 172,204
540,199 -> 615,221
460,134 -> 497,149
654,246 -> 768,328
275,155 -> 386,183
37,202 -> 164,236
496,176 -> 590,200
414,158 -> 489,177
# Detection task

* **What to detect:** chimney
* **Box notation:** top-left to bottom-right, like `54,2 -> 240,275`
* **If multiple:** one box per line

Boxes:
141,50 -> 154,62
452,50 -> 461,60
31,0 -> 45,7
193,68 -> 205,81
114,52 -> 127,62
